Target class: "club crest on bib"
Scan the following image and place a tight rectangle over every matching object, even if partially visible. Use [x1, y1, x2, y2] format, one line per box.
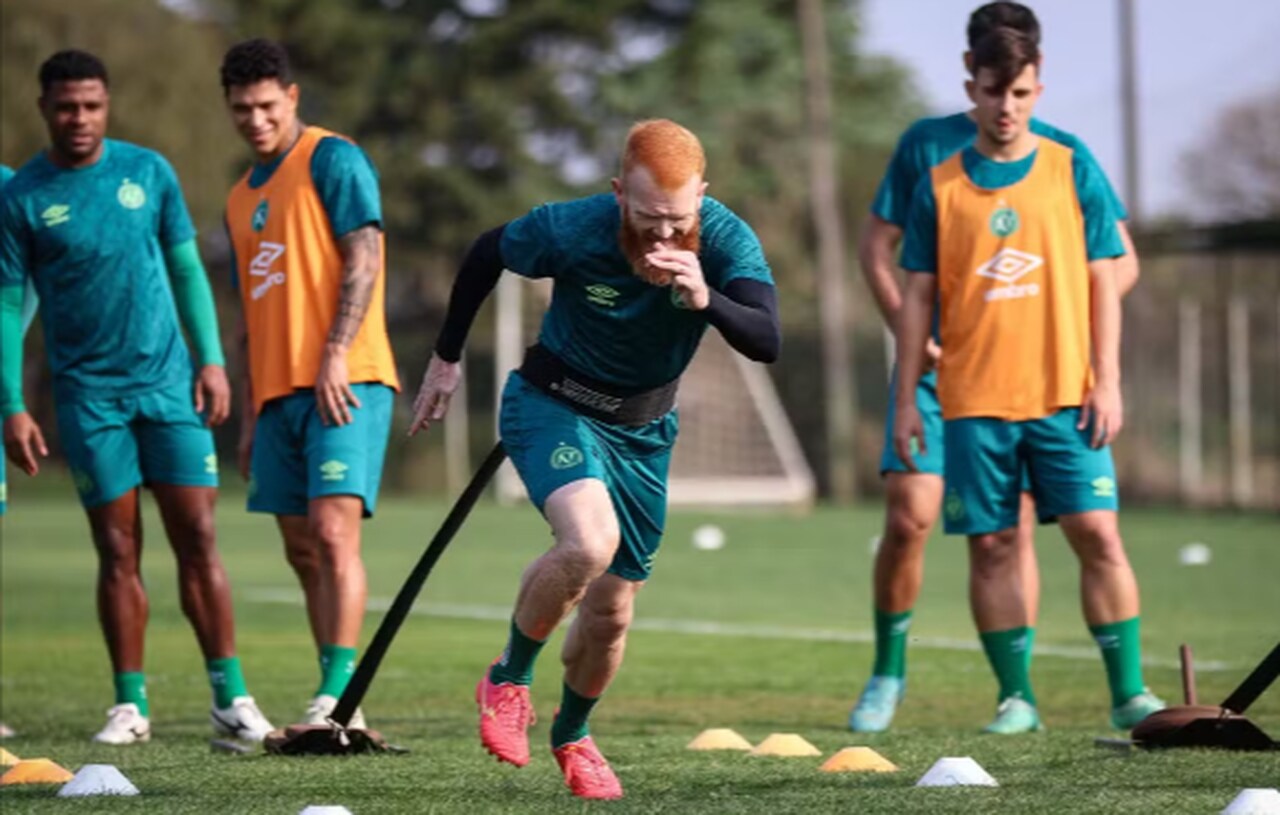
[989, 204, 1019, 238]
[252, 199, 269, 232]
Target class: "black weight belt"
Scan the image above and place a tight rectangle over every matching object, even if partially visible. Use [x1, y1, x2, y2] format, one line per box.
[518, 343, 678, 426]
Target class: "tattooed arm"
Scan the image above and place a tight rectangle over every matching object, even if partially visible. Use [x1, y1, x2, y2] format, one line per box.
[315, 224, 382, 426]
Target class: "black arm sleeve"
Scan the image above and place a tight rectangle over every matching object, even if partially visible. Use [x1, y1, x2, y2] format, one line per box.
[433, 225, 507, 363]
[704, 278, 781, 363]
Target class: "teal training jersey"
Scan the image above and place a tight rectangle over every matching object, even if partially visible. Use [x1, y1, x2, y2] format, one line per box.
[500, 194, 774, 389]
[0, 166, 39, 331]
[871, 113, 1128, 228]
[900, 144, 1125, 274]
[0, 141, 196, 402]
[227, 135, 382, 289]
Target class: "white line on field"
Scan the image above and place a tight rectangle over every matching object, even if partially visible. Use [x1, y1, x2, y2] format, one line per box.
[244, 587, 1232, 672]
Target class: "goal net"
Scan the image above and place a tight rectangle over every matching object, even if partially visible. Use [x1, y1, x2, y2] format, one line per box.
[492, 275, 815, 509]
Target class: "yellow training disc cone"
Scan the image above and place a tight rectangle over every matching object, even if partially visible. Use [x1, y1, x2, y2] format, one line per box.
[0, 748, 20, 767]
[0, 758, 75, 785]
[820, 746, 899, 773]
[687, 728, 754, 751]
[750, 733, 822, 757]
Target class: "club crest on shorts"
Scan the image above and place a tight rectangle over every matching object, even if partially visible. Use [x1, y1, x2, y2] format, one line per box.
[944, 489, 965, 522]
[550, 443, 584, 470]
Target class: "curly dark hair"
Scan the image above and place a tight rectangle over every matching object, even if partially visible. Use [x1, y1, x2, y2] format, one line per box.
[967, 2, 1041, 48]
[220, 38, 293, 94]
[39, 50, 109, 95]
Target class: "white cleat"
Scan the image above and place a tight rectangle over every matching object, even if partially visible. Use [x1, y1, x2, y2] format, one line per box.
[304, 694, 366, 730]
[211, 696, 275, 742]
[93, 703, 151, 745]
[0, 722, 14, 739]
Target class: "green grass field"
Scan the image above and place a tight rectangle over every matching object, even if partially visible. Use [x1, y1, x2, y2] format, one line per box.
[2, 489, 1278, 813]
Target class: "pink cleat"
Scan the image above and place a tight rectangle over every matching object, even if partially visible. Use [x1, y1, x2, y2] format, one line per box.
[552, 736, 623, 800]
[475, 663, 535, 767]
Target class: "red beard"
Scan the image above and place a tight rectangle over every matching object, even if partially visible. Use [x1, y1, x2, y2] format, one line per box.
[619, 211, 701, 286]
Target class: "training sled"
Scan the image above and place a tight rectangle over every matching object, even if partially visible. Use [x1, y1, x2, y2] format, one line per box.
[1131, 641, 1280, 751]
[265, 443, 509, 756]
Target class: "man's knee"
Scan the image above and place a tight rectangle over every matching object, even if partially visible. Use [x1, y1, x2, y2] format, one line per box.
[546, 481, 621, 580]
[969, 529, 1019, 576]
[308, 498, 364, 569]
[1062, 513, 1126, 567]
[580, 582, 639, 644]
[883, 503, 933, 550]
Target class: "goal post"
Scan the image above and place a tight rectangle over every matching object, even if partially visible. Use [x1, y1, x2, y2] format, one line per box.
[492, 275, 815, 510]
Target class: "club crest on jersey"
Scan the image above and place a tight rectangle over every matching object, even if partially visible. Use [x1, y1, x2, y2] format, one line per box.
[670, 287, 690, 310]
[251, 199, 269, 232]
[976, 248, 1043, 303]
[117, 178, 146, 210]
[989, 204, 1019, 238]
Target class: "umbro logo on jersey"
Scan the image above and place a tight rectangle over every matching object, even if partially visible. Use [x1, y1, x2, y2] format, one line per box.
[976, 248, 1043, 302]
[585, 284, 620, 307]
[41, 204, 71, 227]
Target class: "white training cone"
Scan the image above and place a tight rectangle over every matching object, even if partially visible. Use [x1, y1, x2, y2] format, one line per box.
[58, 764, 140, 797]
[300, 807, 354, 815]
[915, 756, 998, 787]
[1222, 788, 1280, 815]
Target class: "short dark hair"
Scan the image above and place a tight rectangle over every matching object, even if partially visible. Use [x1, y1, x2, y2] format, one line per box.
[967, 2, 1041, 48]
[220, 38, 293, 93]
[39, 50, 109, 95]
[970, 27, 1040, 89]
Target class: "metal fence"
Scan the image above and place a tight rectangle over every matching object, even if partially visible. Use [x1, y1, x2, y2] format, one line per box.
[1121, 220, 1280, 510]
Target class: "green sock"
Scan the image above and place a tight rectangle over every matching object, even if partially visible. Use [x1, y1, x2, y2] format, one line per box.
[206, 656, 249, 709]
[1090, 617, 1145, 707]
[317, 644, 358, 699]
[871, 608, 912, 679]
[551, 682, 600, 748]
[1023, 627, 1037, 674]
[489, 619, 546, 686]
[979, 627, 1037, 706]
[114, 671, 149, 718]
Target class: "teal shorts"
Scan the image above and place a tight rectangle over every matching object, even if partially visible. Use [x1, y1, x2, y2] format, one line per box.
[248, 383, 394, 517]
[881, 366, 1032, 492]
[941, 408, 1119, 535]
[499, 372, 677, 582]
[54, 380, 218, 509]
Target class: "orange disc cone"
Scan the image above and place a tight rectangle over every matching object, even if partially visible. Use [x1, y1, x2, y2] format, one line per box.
[1, 758, 75, 785]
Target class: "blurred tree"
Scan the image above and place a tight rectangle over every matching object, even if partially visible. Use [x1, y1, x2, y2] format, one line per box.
[1181, 86, 1280, 222]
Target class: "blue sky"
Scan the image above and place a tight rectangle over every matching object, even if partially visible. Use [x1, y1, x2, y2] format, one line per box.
[860, 0, 1280, 220]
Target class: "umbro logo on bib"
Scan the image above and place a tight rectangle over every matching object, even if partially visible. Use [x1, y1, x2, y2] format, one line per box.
[976, 248, 1043, 303]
